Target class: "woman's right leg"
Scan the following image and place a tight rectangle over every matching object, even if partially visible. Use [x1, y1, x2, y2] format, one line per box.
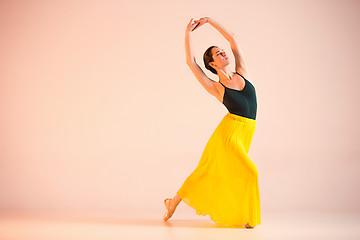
[171, 194, 182, 207]
[163, 194, 182, 221]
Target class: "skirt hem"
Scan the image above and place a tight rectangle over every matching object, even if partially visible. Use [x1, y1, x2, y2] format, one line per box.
[178, 191, 261, 228]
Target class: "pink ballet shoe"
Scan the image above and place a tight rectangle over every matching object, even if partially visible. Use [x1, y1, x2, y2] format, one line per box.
[163, 198, 172, 221]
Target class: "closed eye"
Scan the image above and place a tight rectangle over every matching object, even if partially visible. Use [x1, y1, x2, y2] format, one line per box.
[217, 50, 225, 56]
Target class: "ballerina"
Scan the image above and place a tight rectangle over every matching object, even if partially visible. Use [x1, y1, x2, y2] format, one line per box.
[163, 17, 260, 228]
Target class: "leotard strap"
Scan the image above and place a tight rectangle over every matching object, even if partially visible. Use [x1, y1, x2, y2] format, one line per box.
[235, 71, 247, 80]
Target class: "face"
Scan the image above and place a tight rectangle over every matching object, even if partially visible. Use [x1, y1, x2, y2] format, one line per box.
[210, 47, 230, 69]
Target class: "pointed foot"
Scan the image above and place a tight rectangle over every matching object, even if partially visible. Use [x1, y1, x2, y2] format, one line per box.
[245, 223, 254, 228]
[163, 198, 173, 221]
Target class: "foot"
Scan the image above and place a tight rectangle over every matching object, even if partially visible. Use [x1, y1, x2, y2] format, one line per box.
[163, 198, 176, 221]
[245, 223, 254, 228]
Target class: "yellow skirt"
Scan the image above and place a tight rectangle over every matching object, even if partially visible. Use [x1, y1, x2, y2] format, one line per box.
[177, 112, 261, 227]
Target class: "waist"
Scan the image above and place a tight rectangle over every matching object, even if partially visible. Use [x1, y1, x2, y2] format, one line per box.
[225, 112, 256, 125]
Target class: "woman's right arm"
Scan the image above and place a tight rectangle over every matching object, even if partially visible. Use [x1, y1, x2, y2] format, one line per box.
[185, 19, 220, 98]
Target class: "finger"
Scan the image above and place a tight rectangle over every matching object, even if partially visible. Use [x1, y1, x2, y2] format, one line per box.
[192, 22, 200, 31]
[187, 18, 194, 28]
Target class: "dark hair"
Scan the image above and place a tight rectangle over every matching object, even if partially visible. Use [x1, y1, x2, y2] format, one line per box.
[203, 45, 218, 75]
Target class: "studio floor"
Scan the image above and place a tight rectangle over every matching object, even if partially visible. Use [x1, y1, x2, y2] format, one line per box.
[0, 210, 359, 240]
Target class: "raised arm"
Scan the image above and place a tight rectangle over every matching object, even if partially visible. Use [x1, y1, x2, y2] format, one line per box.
[185, 18, 220, 98]
[198, 17, 249, 77]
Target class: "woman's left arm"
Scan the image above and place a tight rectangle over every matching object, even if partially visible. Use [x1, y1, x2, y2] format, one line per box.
[204, 17, 248, 75]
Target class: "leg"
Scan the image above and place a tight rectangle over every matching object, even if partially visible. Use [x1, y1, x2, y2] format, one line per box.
[171, 194, 182, 207]
[163, 194, 182, 221]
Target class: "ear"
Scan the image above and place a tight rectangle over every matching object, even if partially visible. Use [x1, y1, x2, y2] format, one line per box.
[209, 62, 217, 68]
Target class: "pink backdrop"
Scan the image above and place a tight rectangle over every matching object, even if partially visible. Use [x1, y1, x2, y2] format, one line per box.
[1, 0, 359, 220]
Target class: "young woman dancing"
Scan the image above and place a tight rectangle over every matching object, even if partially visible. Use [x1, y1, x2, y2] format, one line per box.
[163, 17, 261, 228]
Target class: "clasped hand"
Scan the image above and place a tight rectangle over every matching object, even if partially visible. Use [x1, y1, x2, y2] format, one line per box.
[186, 17, 209, 32]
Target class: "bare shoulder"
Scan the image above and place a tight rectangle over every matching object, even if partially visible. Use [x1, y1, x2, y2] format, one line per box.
[236, 67, 251, 80]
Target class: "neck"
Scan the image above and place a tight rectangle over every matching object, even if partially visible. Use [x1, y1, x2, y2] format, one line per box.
[218, 66, 234, 82]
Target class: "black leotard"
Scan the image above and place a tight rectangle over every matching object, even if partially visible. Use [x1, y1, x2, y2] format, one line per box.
[219, 72, 257, 120]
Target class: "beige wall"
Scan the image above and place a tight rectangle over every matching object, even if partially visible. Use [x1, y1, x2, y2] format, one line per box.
[1, 0, 359, 219]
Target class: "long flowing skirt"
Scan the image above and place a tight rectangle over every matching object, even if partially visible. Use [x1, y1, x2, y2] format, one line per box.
[177, 112, 261, 227]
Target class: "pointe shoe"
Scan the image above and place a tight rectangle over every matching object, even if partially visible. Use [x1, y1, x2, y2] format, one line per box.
[245, 223, 254, 228]
[163, 198, 172, 221]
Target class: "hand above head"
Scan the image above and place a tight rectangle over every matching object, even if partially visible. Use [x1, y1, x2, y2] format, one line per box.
[186, 17, 209, 33]
[193, 17, 209, 31]
[186, 18, 198, 33]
